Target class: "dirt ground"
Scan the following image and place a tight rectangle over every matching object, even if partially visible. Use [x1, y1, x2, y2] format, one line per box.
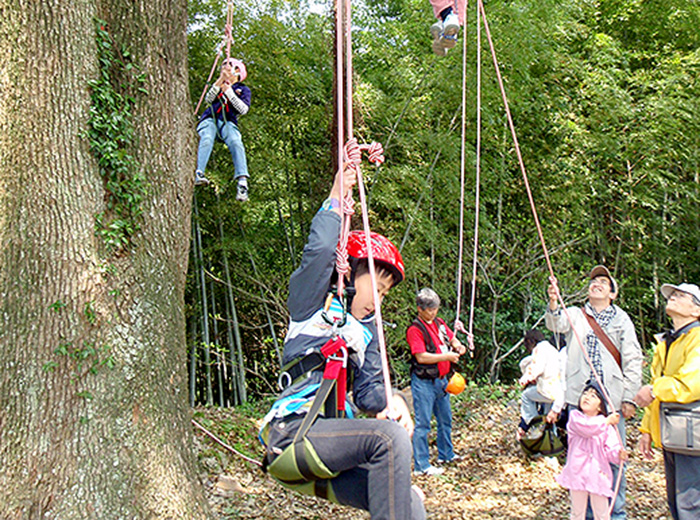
[193, 386, 671, 519]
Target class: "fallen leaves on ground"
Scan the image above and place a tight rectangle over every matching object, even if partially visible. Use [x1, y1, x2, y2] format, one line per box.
[194, 387, 670, 519]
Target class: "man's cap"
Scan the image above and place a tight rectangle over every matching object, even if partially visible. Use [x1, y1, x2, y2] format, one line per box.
[661, 283, 700, 306]
[589, 265, 617, 293]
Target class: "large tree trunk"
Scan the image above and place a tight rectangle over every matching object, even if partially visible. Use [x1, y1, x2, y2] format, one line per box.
[0, 1, 211, 518]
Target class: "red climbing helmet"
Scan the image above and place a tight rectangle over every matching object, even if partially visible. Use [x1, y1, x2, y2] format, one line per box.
[346, 230, 404, 285]
[222, 57, 247, 82]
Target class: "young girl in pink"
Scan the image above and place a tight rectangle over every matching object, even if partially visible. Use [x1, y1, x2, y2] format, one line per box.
[556, 381, 628, 520]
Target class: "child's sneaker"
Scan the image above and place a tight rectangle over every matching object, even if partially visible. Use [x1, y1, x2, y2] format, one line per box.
[430, 19, 443, 41]
[442, 33, 458, 50]
[443, 12, 460, 37]
[430, 20, 448, 57]
[194, 170, 210, 186]
[236, 177, 249, 202]
[413, 465, 444, 476]
[432, 37, 448, 57]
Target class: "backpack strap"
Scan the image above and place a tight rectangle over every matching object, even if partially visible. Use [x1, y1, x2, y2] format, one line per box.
[581, 308, 621, 369]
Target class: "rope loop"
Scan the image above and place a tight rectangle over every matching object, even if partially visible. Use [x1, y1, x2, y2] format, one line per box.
[344, 139, 385, 169]
[359, 141, 385, 166]
[343, 138, 361, 168]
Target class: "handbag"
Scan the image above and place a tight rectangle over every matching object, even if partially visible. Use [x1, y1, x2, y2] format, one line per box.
[519, 415, 567, 458]
[660, 400, 700, 456]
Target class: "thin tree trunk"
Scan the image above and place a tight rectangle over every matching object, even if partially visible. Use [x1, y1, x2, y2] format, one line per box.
[216, 209, 246, 404]
[209, 267, 225, 407]
[238, 222, 283, 367]
[193, 204, 213, 406]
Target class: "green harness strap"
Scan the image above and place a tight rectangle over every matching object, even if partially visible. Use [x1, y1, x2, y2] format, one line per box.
[265, 338, 350, 501]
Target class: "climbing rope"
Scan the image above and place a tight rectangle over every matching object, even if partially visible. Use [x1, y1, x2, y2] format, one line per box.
[466, 0, 481, 356]
[333, 0, 393, 416]
[453, 2, 470, 350]
[193, 1, 236, 116]
[192, 418, 262, 467]
[476, 0, 623, 511]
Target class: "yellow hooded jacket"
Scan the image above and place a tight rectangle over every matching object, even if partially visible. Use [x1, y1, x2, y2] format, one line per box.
[640, 325, 700, 447]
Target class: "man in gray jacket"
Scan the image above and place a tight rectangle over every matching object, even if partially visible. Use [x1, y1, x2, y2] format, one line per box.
[546, 265, 643, 520]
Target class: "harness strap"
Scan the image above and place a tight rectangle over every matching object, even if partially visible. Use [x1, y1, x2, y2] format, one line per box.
[278, 351, 325, 390]
[290, 374, 341, 481]
[320, 336, 349, 412]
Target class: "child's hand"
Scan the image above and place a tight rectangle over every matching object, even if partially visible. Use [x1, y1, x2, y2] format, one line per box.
[605, 412, 620, 426]
[545, 409, 559, 424]
[377, 394, 414, 437]
[619, 449, 629, 463]
[330, 163, 358, 203]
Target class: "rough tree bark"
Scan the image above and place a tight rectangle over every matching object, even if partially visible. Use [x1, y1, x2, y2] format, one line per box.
[0, 1, 211, 518]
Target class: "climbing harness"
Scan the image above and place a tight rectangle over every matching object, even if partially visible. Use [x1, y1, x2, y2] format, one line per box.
[263, 333, 351, 498]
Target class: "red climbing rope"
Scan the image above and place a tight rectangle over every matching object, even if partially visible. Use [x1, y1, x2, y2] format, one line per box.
[333, 0, 393, 416]
[193, 1, 236, 116]
[477, 0, 623, 511]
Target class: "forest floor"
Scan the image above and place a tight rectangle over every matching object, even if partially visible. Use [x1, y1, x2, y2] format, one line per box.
[193, 384, 670, 519]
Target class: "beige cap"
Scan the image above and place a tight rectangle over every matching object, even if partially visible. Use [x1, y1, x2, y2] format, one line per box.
[589, 265, 617, 293]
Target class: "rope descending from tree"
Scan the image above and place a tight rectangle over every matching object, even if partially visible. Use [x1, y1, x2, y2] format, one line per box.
[333, 0, 393, 415]
[476, 0, 623, 512]
[193, 0, 236, 116]
[453, 0, 476, 356]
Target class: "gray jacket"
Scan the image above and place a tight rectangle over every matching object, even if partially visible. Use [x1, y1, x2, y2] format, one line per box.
[545, 304, 643, 411]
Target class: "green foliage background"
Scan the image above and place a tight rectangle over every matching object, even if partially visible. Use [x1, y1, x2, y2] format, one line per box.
[185, 0, 700, 404]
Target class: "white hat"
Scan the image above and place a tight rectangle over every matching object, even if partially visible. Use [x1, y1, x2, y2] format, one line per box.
[589, 265, 617, 293]
[660, 283, 700, 306]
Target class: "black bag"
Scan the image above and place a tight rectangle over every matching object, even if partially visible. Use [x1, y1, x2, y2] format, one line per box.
[660, 401, 700, 455]
[519, 415, 567, 458]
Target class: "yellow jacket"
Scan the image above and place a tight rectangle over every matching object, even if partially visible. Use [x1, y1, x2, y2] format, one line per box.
[640, 325, 700, 447]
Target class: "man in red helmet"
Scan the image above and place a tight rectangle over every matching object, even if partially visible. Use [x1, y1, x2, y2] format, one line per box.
[194, 57, 251, 201]
[259, 166, 425, 520]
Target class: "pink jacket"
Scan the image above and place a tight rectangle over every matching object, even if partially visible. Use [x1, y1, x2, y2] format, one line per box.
[556, 410, 622, 498]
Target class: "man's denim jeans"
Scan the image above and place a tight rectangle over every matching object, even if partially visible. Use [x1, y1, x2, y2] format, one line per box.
[411, 372, 454, 472]
[196, 117, 248, 178]
[521, 385, 553, 426]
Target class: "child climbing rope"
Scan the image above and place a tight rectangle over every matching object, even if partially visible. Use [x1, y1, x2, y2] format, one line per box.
[194, 57, 251, 201]
[428, 0, 466, 56]
[259, 162, 426, 520]
[557, 381, 628, 520]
